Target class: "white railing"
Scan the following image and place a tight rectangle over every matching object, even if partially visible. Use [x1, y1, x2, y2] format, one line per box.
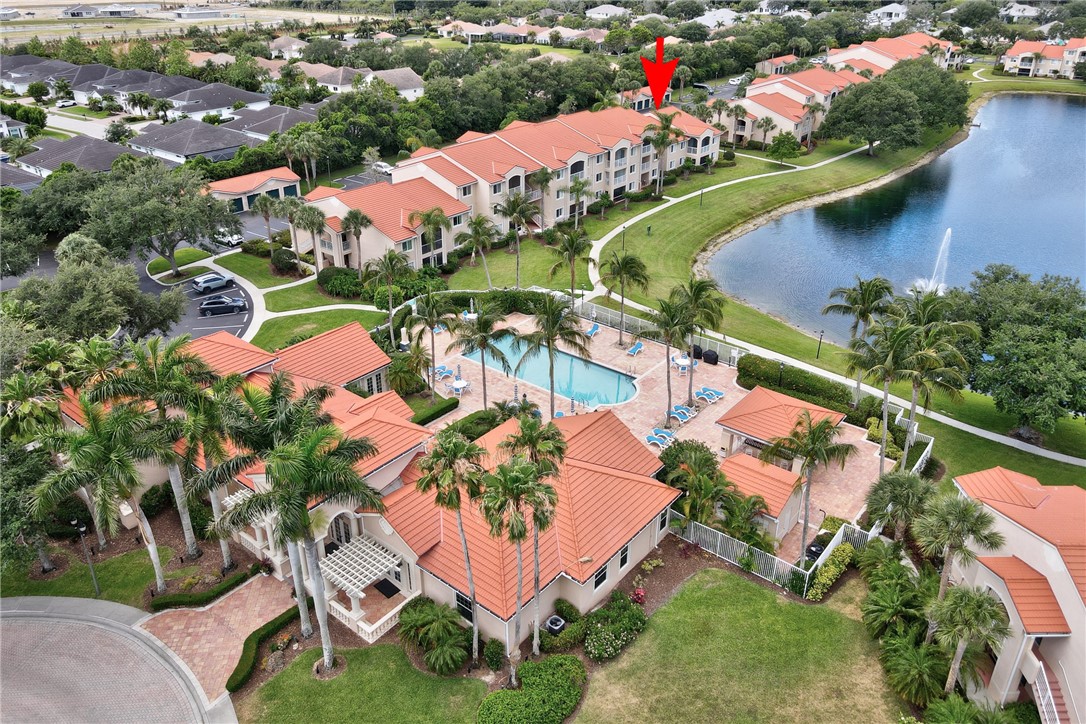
[812, 522, 879, 570]
[328, 599, 355, 629]
[882, 402, 935, 475]
[358, 589, 421, 643]
[236, 531, 263, 558]
[1034, 662, 1059, 724]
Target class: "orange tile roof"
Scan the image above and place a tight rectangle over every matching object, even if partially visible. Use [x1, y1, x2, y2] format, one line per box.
[755, 67, 865, 97]
[767, 53, 798, 65]
[955, 467, 1086, 603]
[978, 557, 1071, 634]
[716, 386, 845, 443]
[303, 185, 342, 201]
[720, 454, 801, 518]
[743, 92, 809, 123]
[207, 166, 299, 195]
[556, 106, 653, 147]
[401, 153, 476, 187]
[493, 118, 604, 169]
[441, 134, 544, 183]
[318, 177, 469, 242]
[1006, 38, 1086, 60]
[383, 411, 675, 619]
[840, 58, 887, 76]
[185, 331, 278, 376]
[273, 322, 391, 383]
[657, 106, 718, 137]
[620, 84, 654, 100]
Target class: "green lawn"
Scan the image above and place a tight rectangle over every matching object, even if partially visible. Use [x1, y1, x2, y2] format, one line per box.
[148, 248, 211, 275]
[155, 265, 212, 283]
[38, 128, 73, 140]
[578, 569, 903, 723]
[250, 309, 386, 351]
[966, 70, 1086, 100]
[736, 138, 863, 166]
[400, 35, 584, 58]
[264, 280, 371, 312]
[239, 645, 487, 724]
[447, 238, 591, 293]
[55, 106, 113, 120]
[0, 546, 178, 609]
[216, 252, 295, 289]
[660, 157, 782, 194]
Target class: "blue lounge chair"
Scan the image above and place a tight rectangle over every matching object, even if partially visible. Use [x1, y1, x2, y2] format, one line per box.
[669, 408, 692, 424]
[646, 434, 671, 449]
[674, 404, 697, 417]
[433, 323, 447, 334]
[653, 428, 675, 439]
[433, 367, 453, 380]
[627, 341, 643, 356]
[586, 323, 600, 338]
[554, 411, 564, 418]
[701, 387, 725, 399]
[694, 390, 716, 404]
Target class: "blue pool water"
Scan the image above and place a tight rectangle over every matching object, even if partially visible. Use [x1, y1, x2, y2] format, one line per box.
[463, 336, 637, 406]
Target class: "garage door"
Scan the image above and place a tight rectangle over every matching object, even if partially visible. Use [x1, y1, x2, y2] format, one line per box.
[229, 198, 243, 213]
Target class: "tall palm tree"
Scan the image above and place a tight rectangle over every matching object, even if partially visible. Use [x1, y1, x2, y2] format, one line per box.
[846, 317, 919, 475]
[710, 98, 729, 124]
[342, 208, 372, 280]
[0, 371, 61, 443]
[913, 494, 1005, 642]
[295, 204, 327, 271]
[91, 335, 215, 559]
[454, 215, 498, 288]
[498, 416, 566, 657]
[643, 297, 692, 428]
[363, 249, 412, 335]
[480, 458, 555, 686]
[408, 290, 454, 401]
[446, 301, 514, 410]
[416, 430, 487, 662]
[755, 116, 778, 146]
[22, 339, 76, 392]
[822, 275, 893, 405]
[33, 399, 173, 592]
[565, 177, 590, 231]
[69, 336, 121, 392]
[517, 296, 591, 419]
[494, 191, 540, 289]
[725, 103, 748, 149]
[866, 471, 935, 542]
[759, 411, 856, 561]
[528, 168, 553, 231]
[600, 250, 650, 347]
[214, 423, 381, 671]
[670, 276, 725, 406]
[673, 65, 692, 99]
[297, 129, 324, 185]
[276, 196, 304, 256]
[929, 586, 1009, 695]
[645, 111, 683, 196]
[666, 445, 737, 528]
[408, 206, 452, 268]
[548, 229, 595, 308]
[250, 193, 279, 256]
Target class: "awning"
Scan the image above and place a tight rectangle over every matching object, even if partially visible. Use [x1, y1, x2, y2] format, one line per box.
[321, 535, 402, 599]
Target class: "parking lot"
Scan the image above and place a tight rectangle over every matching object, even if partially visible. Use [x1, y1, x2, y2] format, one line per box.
[335, 171, 391, 191]
[169, 271, 255, 340]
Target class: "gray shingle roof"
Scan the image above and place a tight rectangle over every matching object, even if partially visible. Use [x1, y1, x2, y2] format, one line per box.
[50, 63, 116, 86]
[370, 67, 424, 91]
[220, 104, 316, 137]
[17, 136, 149, 173]
[316, 66, 370, 87]
[132, 118, 257, 158]
[0, 163, 43, 191]
[167, 82, 266, 111]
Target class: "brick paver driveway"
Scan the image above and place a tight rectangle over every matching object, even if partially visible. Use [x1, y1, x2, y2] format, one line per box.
[140, 575, 295, 701]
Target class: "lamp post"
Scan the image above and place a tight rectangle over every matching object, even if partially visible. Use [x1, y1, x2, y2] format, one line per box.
[816, 330, 824, 359]
[72, 519, 101, 598]
[621, 225, 626, 252]
[778, 360, 784, 386]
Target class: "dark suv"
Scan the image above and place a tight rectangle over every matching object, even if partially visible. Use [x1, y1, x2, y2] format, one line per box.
[198, 295, 246, 317]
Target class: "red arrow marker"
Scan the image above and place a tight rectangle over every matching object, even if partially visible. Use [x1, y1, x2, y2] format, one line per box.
[641, 37, 679, 109]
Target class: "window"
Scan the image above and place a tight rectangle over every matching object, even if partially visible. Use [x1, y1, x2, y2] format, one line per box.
[556, 208, 564, 218]
[595, 173, 602, 182]
[491, 182, 503, 194]
[620, 545, 629, 569]
[366, 376, 374, 395]
[392, 566, 401, 583]
[402, 239, 413, 252]
[460, 185, 472, 197]
[595, 154, 604, 164]
[451, 213, 465, 226]
[659, 510, 668, 531]
[593, 566, 607, 589]
[375, 374, 383, 393]
[556, 189, 564, 200]
[555, 169, 565, 180]
[456, 591, 473, 622]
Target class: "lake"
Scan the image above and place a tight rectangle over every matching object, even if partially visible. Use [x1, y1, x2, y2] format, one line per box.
[706, 93, 1086, 345]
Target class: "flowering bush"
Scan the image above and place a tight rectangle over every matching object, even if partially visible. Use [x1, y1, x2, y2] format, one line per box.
[630, 588, 646, 605]
[583, 591, 647, 662]
[271, 633, 294, 652]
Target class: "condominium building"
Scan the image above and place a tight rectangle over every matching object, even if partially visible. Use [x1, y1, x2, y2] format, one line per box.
[828, 32, 962, 73]
[1002, 38, 1086, 78]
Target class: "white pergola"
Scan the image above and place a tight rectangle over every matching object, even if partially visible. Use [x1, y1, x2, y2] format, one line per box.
[321, 535, 401, 601]
[222, 488, 254, 510]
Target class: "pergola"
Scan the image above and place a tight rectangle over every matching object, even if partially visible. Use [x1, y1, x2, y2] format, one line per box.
[320, 535, 402, 614]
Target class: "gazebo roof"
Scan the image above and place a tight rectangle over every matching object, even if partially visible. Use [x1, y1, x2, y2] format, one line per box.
[321, 536, 401, 599]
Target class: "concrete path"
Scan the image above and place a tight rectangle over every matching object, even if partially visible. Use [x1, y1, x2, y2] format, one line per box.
[44, 111, 108, 139]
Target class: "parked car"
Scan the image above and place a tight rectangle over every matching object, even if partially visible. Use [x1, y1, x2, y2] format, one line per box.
[191, 272, 235, 294]
[214, 228, 245, 247]
[728, 76, 745, 86]
[198, 295, 246, 317]
[811, 56, 827, 64]
[55, 99, 77, 108]
[692, 82, 712, 92]
[965, 57, 977, 64]
[372, 161, 394, 176]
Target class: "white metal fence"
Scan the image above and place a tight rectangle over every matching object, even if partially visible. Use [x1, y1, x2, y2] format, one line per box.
[886, 403, 935, 475]
[810, 521, 881, 570]
[1034, 662, 1059, 724]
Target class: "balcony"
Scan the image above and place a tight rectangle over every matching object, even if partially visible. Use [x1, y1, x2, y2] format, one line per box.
[570, 171, 585, 181]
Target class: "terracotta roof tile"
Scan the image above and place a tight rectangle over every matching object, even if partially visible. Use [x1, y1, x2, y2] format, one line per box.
[400, 154, 476, 187]
[207, 166, 299, 194]
[185, 331, 277, 376]
[315, 177, 468, 242]
[716, 386, 845, 443]
[556, 106, 653, 146]
[741, 92, 809, 123]
[978, 556, 1071, 634]
[273, 322, 391, 383]
[441, 134, 544, 183]
[720, 454, 801, 518]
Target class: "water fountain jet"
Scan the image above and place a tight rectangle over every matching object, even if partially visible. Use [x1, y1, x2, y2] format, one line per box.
[912, 228, 952, 294]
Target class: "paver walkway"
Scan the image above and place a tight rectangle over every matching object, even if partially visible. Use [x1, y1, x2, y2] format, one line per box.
[140, 574, 295, 701]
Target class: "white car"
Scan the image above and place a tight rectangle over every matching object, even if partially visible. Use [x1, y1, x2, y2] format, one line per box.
[215, 229, 245, 247]
[372, 161, 394, 176]
[811, 56, 827, 64]
[965, 57, 977, 64]
[728, 76, 745, 86]
[55, 99, 77, 108]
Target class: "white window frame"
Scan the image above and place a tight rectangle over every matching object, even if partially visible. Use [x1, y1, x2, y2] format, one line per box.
[555, 208, 564, 218]
[620, 544, 629, 569]
[491, 182, 503, 194]
[593, 566, 607, 589]
[402, 239, 413, 252]
[460, 185, 472, 197]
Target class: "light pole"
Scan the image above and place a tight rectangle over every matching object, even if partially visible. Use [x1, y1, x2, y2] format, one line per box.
[816, 330, 824, 359]
[72, 519, 101, 598]
[778, 360, 784, 386]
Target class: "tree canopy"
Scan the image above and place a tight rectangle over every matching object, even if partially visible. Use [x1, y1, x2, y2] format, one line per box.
[819, 80, 924, 156]
[883, 59, 969, 129]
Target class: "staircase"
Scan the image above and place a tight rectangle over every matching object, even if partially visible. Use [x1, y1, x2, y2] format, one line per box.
[1033, 657, 1069, 724]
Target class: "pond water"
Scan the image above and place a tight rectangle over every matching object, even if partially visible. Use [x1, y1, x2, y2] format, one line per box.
[706, 93, 1086, 344]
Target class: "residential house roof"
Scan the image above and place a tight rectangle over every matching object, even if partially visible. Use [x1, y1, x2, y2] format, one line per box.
[1005, 38, 1086, 60]
[124, 74, 205, 100]
[292, 62, 337, 80]
[184, 330, 278, 376]
[254, 57, 287, 78]
[753, 67, 865, 96]
[186, 51, 236, 67]
[373, 31, 397, 41]
[0, 163, 43, 192]
[441, 134, 544, 183]
[316, 66, 369, 87]
[399, 154, 476, 187]
[207, 166, 300, 195]
[955, 467, 1086, 602]
[658, 106, 718, 136]
[17, 135, 150, 174]
[556, 105, 655, 146]
[719, 454, 801, 518]
[51, 63, 116, 86]
[322, 177, 469, 242]
[220, 104, 317, 137]
[766, 53, 799, 65]
[978, 556, 1071, 635]
[269, 36, 308, 51]
[716, 386, 846, 443]
[493, 117, 604, 169]
[168, 82, 267, 112]
[370, 67, 424, 91]
[742, 92, 809, 123]
[438, 20, 487, 36]
[527, 51, 574, 64]
[272, 321, 391, 383]
[132, 119, 258, 158]
[383, 411, 675, 619]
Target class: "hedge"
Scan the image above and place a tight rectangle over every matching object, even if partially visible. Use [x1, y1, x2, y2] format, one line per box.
[737, 354, 853, 408]
[150, 564, 258, 612]
[583, 590, 646, 662]
[476, 655, 587, 724]
[225, 597, 312, 693]
[410, 395, 460, 425]
[539, 619, 585, 653]
[444, 409, 502, 440]
[805, 542, 854, 601]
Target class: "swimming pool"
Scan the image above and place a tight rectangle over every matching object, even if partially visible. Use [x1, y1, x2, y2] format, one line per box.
[463, 336, 637, 406]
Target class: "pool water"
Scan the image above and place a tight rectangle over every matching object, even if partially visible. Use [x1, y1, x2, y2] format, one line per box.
[463, 336, 637, 406]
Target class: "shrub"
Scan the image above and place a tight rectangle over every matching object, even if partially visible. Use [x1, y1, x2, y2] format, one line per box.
[821, 516, 847, 534]
[539, 619, 586, 653]
[139, 482, 174, 517]
[805, 542, 854, 601]
[722, 149, 735, 161]
[483, 637, 505, 671]
[272, 229, 292, 246]
[284, 333, 313, 347]
[44, 495, 93, 539]
[372, 284, 404, 310]
[316, 266, 354, 290]
[410, 395, 459, 425]
[737, 354, 853, 408]
[921, 455, 942, 479]
[323, 274, 366, 298]
[583, 591, 646, 662]
[553, 598, 580, 623]
[445, 409, 502, 439]
[625, 188, 657, 202]
[241, 239, 273, 257]
[188, 501, 214, 541]
[397, 597, 470, 675]
[225, 597, 309, 692]
[151, 565, 256, 611]
[476, 655, 586, 724]
[270, 248, 297, 274]
[657, 439, 716, 481]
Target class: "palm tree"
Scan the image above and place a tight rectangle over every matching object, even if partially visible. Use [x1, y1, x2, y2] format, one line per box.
[128, 91, 152, 116]
[363, 249, 412, 335]
[565, 177, 590, 230]
[755, 116, 778, 146]
[454, 215, 498, 288]
[860, 578, 923, 639]
[643, 298, 692, 428]
[548, 229, 595, 308]
[342, 209, 372, 280]
[599, 250, 650, 347]
[528, 168, 553, 231]
[69, 336, 121, 392]
[880, 635, 950, 708]
[2, 136, 34, 159]
[645, 111, 683, 196]
[865, 471, 934, 542]
[725, 103, 748, 149]
[517, 296, 591, 419]
[822, 275, 894, 405]
[494, 191, 540, 289]
[673, 65, 692, 99]
[0, 371, 61, 443]
[499, 416, 566, 657]
[913, 494, 1005, 642]
[214, 423, 382, 671]
[408, 290, 454, 401]
[297, 129, 324, 184]
[591, 90, 619, 111]
[710, 98, 729, 124]
[276, 134, 300, 180]
[416, 429, 487, 662]
[759, 411, 856, 562]
[250, 193, 279, 256]
[91, 335, 215, 559]
[666, 445, 737, 528]
[929, 586, 1010, 695]
[276, 196, 304, 256]
[408, 206, 452, 268]
[295, 204, 326, 271]
[670, 276, 725, 406]
[480, 458, 555, 686]
[446, 301, 514, 410]
[33, 399, 172, 592]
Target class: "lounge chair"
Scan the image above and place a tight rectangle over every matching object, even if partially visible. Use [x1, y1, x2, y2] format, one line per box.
[586, 323, 600, 338]
[646, 434, 671, 449]
[433, 323, 447, 334]
[668, 408, 692, 424]
[674, 404, 697, 417]
[627, 341, 643, 356]
[653, 428, 675, 439]
[701, 387, 725, 399]
[694, 390, 717, 404]
[554, 410, 564, 418]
